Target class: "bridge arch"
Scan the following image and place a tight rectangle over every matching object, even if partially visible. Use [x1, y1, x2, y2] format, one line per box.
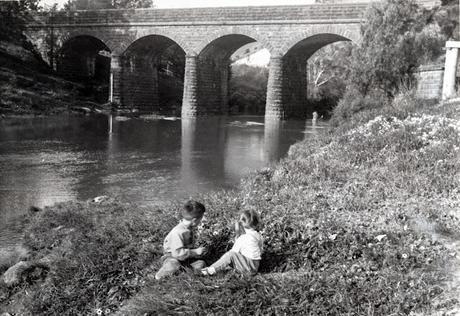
[194, 28, 274, 57]
[188, 33, 271, 116]
[279, 25, 360, 57]
[57, 35, 112, 102]
[58, 30, 115, 53]
[115, 29, 189, 56]
[266, 29, 358, 119]
[119, 34, 186, 114]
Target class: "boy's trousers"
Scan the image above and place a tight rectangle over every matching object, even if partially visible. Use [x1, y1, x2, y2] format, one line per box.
[155, 256, 205, 279]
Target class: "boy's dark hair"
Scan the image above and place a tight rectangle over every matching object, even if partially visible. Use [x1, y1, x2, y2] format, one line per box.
[181, 200, 206, 220]
[239, 209, 260, 229]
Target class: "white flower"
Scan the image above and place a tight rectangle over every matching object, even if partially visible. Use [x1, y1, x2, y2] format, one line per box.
[328, 233, 337, 241]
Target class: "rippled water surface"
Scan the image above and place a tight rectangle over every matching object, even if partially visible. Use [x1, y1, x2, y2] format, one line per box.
[0, 115, 325, 246]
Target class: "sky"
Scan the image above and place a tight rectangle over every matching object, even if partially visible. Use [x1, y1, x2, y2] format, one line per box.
[41, 0, 315, 9]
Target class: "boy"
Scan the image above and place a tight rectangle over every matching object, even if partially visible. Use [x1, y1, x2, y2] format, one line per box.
[155, 200, 207, 280]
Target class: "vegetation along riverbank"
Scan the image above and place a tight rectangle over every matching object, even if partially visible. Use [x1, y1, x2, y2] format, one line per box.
[0, 95, 459, 315]
[1, 0, 460, 314]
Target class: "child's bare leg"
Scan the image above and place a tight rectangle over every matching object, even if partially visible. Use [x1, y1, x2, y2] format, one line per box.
[203, 251, 258, 275]
[155, 257, 181, 280]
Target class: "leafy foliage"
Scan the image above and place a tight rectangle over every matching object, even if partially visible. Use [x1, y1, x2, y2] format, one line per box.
[347, 0, 426, 98]
[331, 0, 447, 126]
[0, 0, 40, 45]
[63, 0, 153, 10]
[229, 64, 268, 114]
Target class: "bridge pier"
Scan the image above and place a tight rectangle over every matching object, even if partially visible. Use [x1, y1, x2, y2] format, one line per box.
[266, 57, 285, 119]
[110, 55, 122, 104]
[182, 55, 199, 117]
[182, 55, 230, 117]
[265, 56, 311, 119]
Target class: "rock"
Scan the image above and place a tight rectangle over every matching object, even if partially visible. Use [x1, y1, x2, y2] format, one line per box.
[28, 205, 43, 213]
[0, 245, 30, 270]
[2, 261, 48, 287]
[2, 261, 30, 286]
[92, 195, 108, 203]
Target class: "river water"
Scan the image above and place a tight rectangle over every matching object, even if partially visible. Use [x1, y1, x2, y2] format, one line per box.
[0, 115, 325, 247]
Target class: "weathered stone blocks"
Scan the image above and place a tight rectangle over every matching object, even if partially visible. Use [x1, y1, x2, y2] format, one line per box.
[416, 63, 444, 100]
[27, 4, 371, 119]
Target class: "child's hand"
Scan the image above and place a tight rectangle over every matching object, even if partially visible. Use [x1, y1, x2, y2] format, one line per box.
[193, 246, 206, 257]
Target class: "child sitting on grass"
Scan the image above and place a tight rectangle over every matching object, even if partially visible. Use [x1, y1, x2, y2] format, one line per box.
[201, 209, 263, 276]
[155, 200, 207, 280]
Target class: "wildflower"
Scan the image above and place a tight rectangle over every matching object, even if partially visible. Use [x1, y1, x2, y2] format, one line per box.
[95, 309, 103, 316]
[402, 253, 408, 259]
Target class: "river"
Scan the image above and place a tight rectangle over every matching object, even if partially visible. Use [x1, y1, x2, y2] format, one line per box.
[0, 114, 325, 247]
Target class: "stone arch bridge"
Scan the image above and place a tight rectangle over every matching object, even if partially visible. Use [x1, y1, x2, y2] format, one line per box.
[26, 3, 371, 119]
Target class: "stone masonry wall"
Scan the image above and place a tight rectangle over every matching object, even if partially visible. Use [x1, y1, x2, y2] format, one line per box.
[416, 64, 444, 100]
[32, 4, 369, 25]
[27, 4, 368, 119]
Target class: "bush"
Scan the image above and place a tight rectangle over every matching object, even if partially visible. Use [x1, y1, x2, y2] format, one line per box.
[330, 88, 390, 129]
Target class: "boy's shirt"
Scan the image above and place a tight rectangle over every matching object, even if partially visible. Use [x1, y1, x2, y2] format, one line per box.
[163, 221, 193, 261]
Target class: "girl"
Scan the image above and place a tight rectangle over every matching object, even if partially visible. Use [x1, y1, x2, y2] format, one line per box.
[201, 209, 263, 276]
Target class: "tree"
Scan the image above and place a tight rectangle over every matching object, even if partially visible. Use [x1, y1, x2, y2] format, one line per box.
[0, 0, 40, 44]
[307, 41, 353, 100]
[347, 0, 426, 98]
[64, 0, 153, 10]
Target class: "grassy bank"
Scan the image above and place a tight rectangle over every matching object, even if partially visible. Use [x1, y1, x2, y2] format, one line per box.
[0, 43, 102, 116]
[1, 99, 459, 315]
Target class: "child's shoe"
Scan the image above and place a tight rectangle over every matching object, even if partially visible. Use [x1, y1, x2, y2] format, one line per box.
[201, 267, 216, 276]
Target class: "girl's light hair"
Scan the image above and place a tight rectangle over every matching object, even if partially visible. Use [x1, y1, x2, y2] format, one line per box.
[239, 209, 260, 229]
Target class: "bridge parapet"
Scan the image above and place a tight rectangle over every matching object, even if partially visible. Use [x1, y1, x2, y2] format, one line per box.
[29, 3, 371, 26]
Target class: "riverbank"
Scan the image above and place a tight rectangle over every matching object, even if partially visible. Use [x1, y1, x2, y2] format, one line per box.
[0, 41, 108, 117]
[1, 98, 459, 315]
